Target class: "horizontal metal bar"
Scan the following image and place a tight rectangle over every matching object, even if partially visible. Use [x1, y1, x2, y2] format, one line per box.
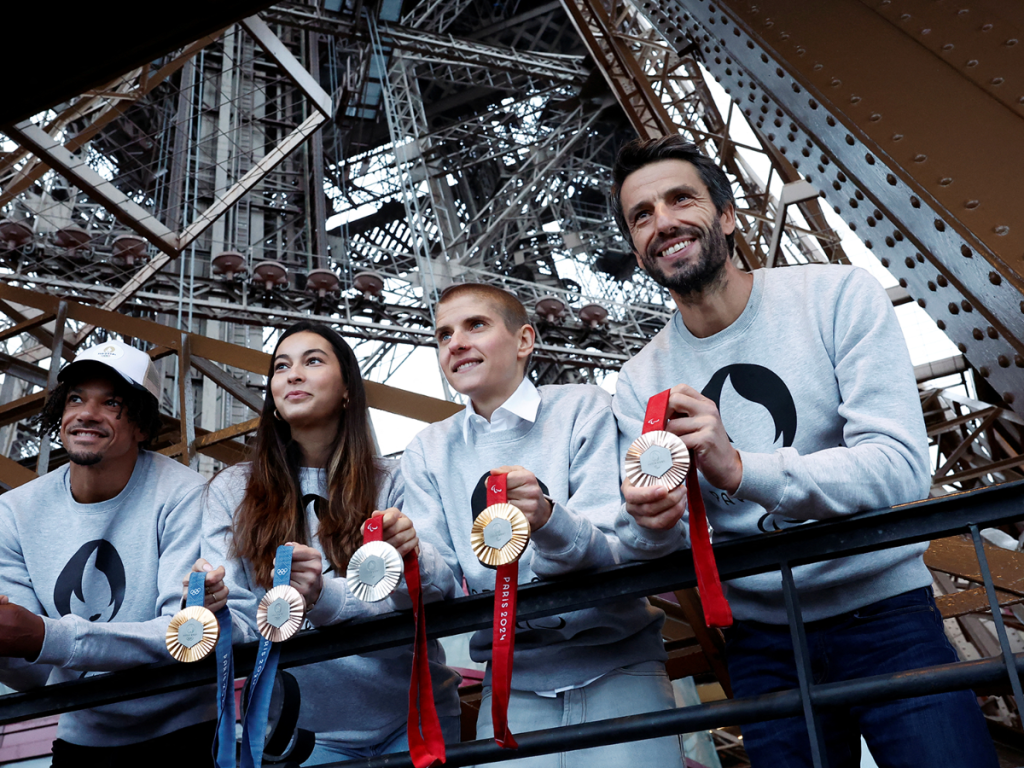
[1, 479, 1023, 723]
[320, 652, 1024, 768]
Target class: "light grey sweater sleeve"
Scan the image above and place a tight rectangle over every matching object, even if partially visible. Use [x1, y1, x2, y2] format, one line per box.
[734, 268, 930, 517]
[400, 439, 466, 591]
[33, 482, 206, 671]
[529, 393, 650, 574]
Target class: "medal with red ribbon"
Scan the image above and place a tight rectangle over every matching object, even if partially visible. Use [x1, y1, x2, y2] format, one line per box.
[625, 389, 733, 628]
[470, 473, 530, 749]
[350, 518, 446, 767]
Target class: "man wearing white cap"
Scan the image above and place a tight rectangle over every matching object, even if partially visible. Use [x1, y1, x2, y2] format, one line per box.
[0, 337, 217, 764]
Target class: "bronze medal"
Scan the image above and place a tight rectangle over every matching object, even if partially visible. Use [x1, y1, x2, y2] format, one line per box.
[256, 584, 306, 642]
[624, 430, 690, 490]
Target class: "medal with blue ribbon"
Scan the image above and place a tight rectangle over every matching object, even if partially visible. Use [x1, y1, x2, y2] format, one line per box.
[243, 545, 306, 768]
[168, 571, 236, 768]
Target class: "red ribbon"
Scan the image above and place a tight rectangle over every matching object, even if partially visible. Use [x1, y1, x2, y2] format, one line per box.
[487, 474, 519, 749]
[363, 518, 446, 766]
[643, 390, 733, 628]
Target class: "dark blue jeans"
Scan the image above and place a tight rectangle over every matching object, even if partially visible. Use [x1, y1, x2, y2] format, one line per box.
[724, 587, 998, 768]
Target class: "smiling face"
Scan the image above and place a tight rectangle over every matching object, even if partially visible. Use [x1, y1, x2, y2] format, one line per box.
[60, 377, 145, 469]
[434, 294, 534, 420]
[620, 158, 736, 299]
[270, 331, 348, 430]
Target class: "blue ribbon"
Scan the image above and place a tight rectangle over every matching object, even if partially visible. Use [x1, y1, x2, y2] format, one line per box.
[186, 571, 236, 768]
[240, 545, 293, 768]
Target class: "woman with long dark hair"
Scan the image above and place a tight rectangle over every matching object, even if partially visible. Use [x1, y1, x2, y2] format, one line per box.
[192, 320, 462, 763]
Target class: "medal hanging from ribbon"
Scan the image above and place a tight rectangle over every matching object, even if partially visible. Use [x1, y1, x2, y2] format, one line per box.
[470, 474, 530, 749]
[625, 389, 733, 628]
[348, 518, 446, 767]
[167, 571, 236, 768]
[243, 545, 306, 768]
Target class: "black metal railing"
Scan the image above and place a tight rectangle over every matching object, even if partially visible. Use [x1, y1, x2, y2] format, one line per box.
[3, 479, 1024, 767]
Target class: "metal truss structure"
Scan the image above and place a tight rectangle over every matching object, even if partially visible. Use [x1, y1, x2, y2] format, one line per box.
[0, 0, 1023, 759]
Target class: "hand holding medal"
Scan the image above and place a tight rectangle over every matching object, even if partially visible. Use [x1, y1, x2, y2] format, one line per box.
[627, 388, 733, 628]
[347, 514, 404, 602]
[471, 472, 530, 749]
[167, 571, 220, 663]
[257, 545, 306, 643]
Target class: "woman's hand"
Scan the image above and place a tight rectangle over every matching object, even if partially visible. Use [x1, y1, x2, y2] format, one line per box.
[363, 508, 419, 557]
[284, 543, 324, 610]
[183, 558, 229, 613]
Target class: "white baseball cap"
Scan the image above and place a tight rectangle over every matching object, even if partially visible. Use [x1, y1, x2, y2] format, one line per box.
[58, 338, 161, 400]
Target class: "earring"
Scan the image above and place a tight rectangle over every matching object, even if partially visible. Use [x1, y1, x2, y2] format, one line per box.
[273, 408, 283, 421]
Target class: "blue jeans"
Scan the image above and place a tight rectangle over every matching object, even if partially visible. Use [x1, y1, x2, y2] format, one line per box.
[302, 715, 462, 765]
[475, 660, 683, 768]
[724, 587, 998, 768]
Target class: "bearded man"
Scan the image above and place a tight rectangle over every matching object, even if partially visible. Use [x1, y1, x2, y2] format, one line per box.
[609, 135, 997, 768]
[0, 338, 215, 765]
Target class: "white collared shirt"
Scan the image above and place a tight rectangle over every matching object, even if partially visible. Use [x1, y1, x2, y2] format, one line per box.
[462, 377, 541, 442]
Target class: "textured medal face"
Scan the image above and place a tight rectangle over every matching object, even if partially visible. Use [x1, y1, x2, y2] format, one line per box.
[257, 585, 306, 642]
[347, 540, 403, 602]
[625, 430, 690, 490]
[471, 503, 530, 567]
[166, 605, 219, 662]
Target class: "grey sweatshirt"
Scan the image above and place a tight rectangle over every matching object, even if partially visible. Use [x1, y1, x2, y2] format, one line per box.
[614, 265, 933, 624]
[203, 460, 461, 748]
[401, 384, 667, 692]
[0, 450, 214, 746]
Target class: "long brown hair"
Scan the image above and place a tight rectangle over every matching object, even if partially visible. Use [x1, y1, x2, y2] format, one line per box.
[231, 321, 381, 588]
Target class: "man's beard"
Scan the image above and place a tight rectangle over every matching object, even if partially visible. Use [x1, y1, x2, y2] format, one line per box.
[640, 218, 729, 299]
[67, 450, 103, 467]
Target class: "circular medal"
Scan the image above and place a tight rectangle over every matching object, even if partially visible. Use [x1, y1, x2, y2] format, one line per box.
[346, 540, 403, 602]
[166, 605, 219, 663]
[257, 584, 306, 642]
[624, 430, 690, 490]
[471, 503, 530, 568]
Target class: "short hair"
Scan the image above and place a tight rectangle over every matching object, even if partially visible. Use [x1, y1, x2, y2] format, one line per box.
[435, 283, 530, 334]
[610, 136, 735, 256]
[39, 366, 163, 450]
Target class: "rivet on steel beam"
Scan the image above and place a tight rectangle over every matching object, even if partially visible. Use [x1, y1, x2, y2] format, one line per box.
[830, 79, 841, 88]
[921, 28, 931, 35]
[937, 319, 946, 330]
[887, 174, 898, 185]
[911, 196, 921, 208]
[875, 209, 884, 219]
[813, 64, 823, 71]
[915, 252, 924, 262]
[1004, 392, 1015, 404]
[957, 342, 967, 352]
[900, 13, 910, 21]
[904, 256, 914, 268]
[992, 78, 1004, 86]
[942, 43, 955, 52]
[881, 258, 890, 267]
[957, 9, 969, 16]
[867, 240, 875, 249]
[973, 328, 984, 340]
[989, 272, 1002, 285]
[855, 190, 865, 200]
[939, 178, 953, 186]
[966, 60, 979, 68]
[949, 303, 961, 315]
[914, 154, 927, 163]
[865, 154, 875, 165]
[982, 24, 993, 32]
[990, 328, 1000, 340]
[867, 216, 876, 226]
[1007, 39, 1019, 46]
[809, 99, 818, 110]
[980, 367, 991, 378]
[937, 275, 949, 287]
[935, 219, 946, 232]
[917, 299, 927, 308]
[870, 113, 881, 122]
[848, 222, 857, 231]
[892, 133, 904, 141]
[962, 301, 974, 312]
[897, 277, 906, 287]
[965, 200, 980, 209]
[846, 135, 855, 145]
[1015, 355, 1024, 368]
[994, 225, 1010, 235]
[886, 237, 895, 248]
[928, 281, 937, 292]
[963, 245, 974, 258]
[850, 95, 861, 104]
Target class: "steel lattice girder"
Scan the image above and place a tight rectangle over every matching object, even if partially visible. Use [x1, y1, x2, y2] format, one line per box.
[630, 0, 1024, 409]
